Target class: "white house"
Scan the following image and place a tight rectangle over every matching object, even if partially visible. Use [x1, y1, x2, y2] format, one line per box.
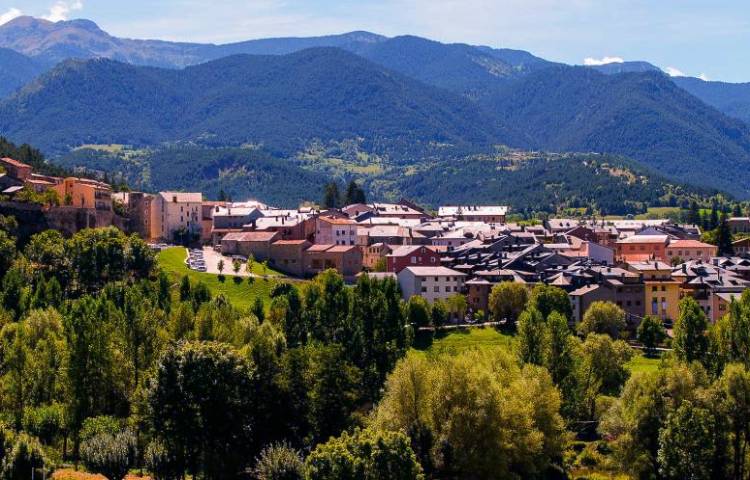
[151, 191, 203, 241]
[397, 266, 466, 303]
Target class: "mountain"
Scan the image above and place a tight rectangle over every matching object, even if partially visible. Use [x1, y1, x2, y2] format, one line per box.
[0, 48, 45, 97]
[672, 76, 750, 125]
[490, 67, 750, 197]
[588, 61, 661, 75]
[0, 48, 516, 155]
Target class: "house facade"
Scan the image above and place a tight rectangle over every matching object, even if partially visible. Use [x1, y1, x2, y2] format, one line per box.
[397, 266, 466, 303]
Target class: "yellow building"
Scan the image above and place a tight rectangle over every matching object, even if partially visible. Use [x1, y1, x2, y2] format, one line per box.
[54, 177, 112, 211]
[628, 261, 681, 321]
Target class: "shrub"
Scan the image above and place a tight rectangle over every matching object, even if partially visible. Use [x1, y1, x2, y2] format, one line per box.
[79, 416, 121, 443]
[1, 433, 46, 480]
[253, 443, 305, 480]
[144, 440, 182, 480]
[79, 430, 136, 480]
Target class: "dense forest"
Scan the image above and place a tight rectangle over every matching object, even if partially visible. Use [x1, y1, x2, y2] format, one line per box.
[59, 142, 722, 214]
[2, 218, 750, 479]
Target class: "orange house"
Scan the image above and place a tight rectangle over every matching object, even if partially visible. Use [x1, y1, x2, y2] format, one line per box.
[615, 235, 669, 262]
[665, 239, 717, 263]
[54, 177, 112, 211]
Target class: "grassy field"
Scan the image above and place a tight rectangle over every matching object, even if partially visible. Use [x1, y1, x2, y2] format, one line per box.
[415, 327, 664, 374]
[158, 247, 282, 311]
[625, 353, 663, 374]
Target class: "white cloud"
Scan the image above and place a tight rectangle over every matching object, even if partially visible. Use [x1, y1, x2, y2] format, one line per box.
[0, 7, 22, 25]
[664, 66, 686, 77]
[583, 56, 625, 66]
[42, 0, 84, 22]
[698, 73, 710, 81]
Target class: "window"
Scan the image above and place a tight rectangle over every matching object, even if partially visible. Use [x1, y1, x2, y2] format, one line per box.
[652, 300, 658, 315]
[421, 287, 427, 293]
[434, 286, 439, 293]
[661, 286, 666, 292]
[430, 257, 436, 263]
[652, 286, 658, 292]
[445, 286, 450, 292]
[411, 256, 417, 264]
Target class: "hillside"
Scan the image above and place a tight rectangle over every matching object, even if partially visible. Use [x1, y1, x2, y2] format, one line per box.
[58, 142, 716, 214]
[0, 49, 513, 155]
[491, 67, 750, 197]
[673, 76, 750, 124]
[0, 48, 45, 97]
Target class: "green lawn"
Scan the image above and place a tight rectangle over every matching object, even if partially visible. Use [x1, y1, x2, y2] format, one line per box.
[414, 327, 515, 355]
[415, 327, 664, 375]
[158, 247, 282, 311]
[625, 353, 663, 374]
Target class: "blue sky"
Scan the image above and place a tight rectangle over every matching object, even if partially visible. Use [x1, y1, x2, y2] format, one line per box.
[1, 0, 749, 82]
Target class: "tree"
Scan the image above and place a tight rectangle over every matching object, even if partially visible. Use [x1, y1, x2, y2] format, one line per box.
[306, 427, 424, 480]
[637, 316, 666, 357]
[374, 350, 565, 479]
[445, 294, 467, 322]
[544, 311, 578, 416]
[714, 364, 750, 480]
[232, 258, 242, 275]
[1, 433, 47, 480]
[717, 211, 735, 256]
[254, 443, 305, 480]
[687, 200, 701, 226]
[146, 341, 256, 480]
[430, 300, 448, 329]
[517, 307, 546, 365]
[322, 182, 341, 209]
[673, 296, 709, 364]
[599, 364, 707, 479]
[488, 282, 528, 325]
[80, 430, 137, 480]
[530, 284, 572, 321]
[709, 290, 750, 373]
[406, 296, 431, 328]
[577, 334, 633, 420]
[217, 259, 225, 276]
[658, 401, 725, 480]
[343, 180, 366, 205]
[144, 440, 182, 480]
[578, 301, 627, 339]
[0, 230, 15, 281]
[309, 345, 361, 444]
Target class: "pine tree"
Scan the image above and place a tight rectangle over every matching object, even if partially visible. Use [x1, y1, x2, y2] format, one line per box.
[322, 183, 341, 209]
[717, 211, 734, 256]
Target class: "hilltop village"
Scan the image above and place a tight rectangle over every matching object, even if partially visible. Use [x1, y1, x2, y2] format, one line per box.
[3, 155, 749, 330]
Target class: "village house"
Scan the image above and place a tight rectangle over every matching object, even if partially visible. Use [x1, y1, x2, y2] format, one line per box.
[150, 191, 203, 242]
[315, 216, 357, 245]
[665, 239, 717, 263]
[54, 177, 112, 211]
[438, 205, 508, 224]
[386, 245, 441, 273]
[628, 261, 681, 322]
[615, 234, 669, 262]
[362, 243, 392, 270]
[728, 217, 750, 234]
[733, 237, 750, 256]
[268, 240, 311, 277]
[569, 266, 645, 325]
[220, 231, 280, 261]
[397, 266, 467, 303]
[304, 244, 363, 280]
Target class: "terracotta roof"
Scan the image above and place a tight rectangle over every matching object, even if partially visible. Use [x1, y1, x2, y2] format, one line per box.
[328, 245, 358, 253]
[307, 244, 334, 252]
[667, 239, 716, 249]
[223, 231, 278, 242]
[617, 235, 670, 244]
[0, 157, 31, 169]
[273, 240, 310, 246]
[319, 216, 356, 225]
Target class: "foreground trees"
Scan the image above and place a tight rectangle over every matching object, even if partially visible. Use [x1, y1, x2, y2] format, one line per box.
[374, 349, 565, 479]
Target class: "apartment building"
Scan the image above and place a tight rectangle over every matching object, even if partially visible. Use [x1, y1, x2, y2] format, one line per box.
[151, 191, 203, 241]
[397, 266, 466, 303]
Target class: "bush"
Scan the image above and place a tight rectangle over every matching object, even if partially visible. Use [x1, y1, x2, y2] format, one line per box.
[145, 440, 182, 480]
[22, 404, 66, 445]
[79, 416, 121, 443]
[79, 430, 136, 480]
[253, 443, 305, 480]
[1, 433, 46, 480]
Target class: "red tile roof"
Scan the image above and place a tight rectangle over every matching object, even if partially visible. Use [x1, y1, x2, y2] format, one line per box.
[0, 157, 31, 169]
[667, 240, 716, 249]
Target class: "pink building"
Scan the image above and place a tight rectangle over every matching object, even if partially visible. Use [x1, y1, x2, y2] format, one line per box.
[315, 216, 357, 245]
